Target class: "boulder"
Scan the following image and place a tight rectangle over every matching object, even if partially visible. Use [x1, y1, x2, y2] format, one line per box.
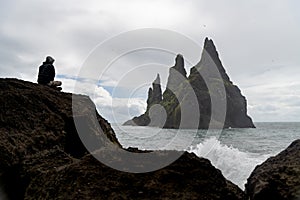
[245, 139, 300, 200]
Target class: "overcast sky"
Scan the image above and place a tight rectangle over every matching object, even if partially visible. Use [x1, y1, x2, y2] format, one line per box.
[1, 0, 299, 123]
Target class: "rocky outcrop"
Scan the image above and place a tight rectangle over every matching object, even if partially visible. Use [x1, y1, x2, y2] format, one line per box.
[123, 74, 163, 126]
[23, 151, 245, 200]
[146, 74, 163, 110]
[165, 54, 187, 92]
[0, 78, 245, 199]
[188, 38, 255, 128]
[0, 78, 121, 199]
[245, 139, 300, 200]
[124, 38, 255, 129]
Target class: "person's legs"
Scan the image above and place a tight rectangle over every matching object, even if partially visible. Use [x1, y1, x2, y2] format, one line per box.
[48, 81, 62, 87]
[47, 81, 62, 91]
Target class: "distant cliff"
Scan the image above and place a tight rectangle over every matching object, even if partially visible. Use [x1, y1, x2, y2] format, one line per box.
[124, 38, 255, 129]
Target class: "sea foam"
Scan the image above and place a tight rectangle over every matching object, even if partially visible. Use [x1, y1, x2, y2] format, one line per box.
[188, 137, 270, 189]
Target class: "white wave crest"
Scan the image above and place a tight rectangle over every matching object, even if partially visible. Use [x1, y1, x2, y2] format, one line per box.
[188, 137, 270, 189]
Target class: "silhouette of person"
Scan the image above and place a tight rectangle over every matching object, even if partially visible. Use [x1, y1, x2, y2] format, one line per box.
[37, 56, 62, 90]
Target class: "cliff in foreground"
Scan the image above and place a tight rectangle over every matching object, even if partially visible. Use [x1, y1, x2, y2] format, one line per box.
[246, 139, 300, 200]
[124, 38, 255, 129]
[0, 78, 244, 200]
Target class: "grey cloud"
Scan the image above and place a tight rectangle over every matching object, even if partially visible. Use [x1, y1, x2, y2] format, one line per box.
[0, 32, 38, 78]
[281, 98, 300, 108]
[251, 105, 278, 113]
[95, 100, 146, 123]
[0, 0, 300, 122]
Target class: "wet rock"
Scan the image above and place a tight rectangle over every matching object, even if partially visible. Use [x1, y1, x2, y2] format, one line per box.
[245, 139, 300, 200]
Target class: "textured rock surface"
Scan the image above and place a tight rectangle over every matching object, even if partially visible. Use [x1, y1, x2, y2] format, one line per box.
[0, 78, 121, 199]
[124, 38, 255, 129]
[0, 78, 245, 199]
[245, 139, 300, 200]
[187, 38, 255, 128]
[25, 151, 245, 200]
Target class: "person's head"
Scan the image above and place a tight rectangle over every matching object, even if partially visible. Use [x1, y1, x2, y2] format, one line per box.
[45, 56, 55, 64]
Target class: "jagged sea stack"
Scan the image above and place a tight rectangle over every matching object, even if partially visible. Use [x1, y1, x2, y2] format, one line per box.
[146, 74, 163, 110]
[123, 38, 255, 129]
[123, 74, 163, 126]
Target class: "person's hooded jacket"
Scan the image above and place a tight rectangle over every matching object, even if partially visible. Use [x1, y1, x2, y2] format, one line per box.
[37, 56, 55, 85]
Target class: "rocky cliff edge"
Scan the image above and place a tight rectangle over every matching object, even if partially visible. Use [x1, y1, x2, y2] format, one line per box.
[0, 78, 244, 200]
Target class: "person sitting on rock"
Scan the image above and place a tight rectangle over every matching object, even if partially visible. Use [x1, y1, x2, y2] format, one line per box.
[37, 56, 62, 90]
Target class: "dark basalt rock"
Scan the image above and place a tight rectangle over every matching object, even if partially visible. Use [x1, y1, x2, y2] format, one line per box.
[23, 151, 246, 200]
[123, 38, 255, 129]
[123, 74, 163, 126]
[146, 74, 162, 110]
[0, 78, 245, 199]
[245, 139, 300, 200]
[189, 38, 255, 128]
[165, 54, 187, 92]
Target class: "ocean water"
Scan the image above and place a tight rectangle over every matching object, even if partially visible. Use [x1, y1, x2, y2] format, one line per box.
[113, 122, 300, 189]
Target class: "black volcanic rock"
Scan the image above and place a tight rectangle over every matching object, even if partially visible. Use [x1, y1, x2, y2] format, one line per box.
[0, 78, 121, 199]
[0, 78, 245, 199]
[245, 139, 300, 200]
[124, 38, 255, 129]
[202, 38, 230, 82]
[165, 54, 187, 92]
[188, 38, 255, 128]
[160, 54, 189, 128]
[174, 54, 186, 76]
[123, 74, 163, 126]
[26, 151, 245, 200]
[146, 74, 162, 110]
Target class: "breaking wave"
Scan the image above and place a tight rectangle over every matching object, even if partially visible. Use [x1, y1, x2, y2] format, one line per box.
[188, 137, 270, 189]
